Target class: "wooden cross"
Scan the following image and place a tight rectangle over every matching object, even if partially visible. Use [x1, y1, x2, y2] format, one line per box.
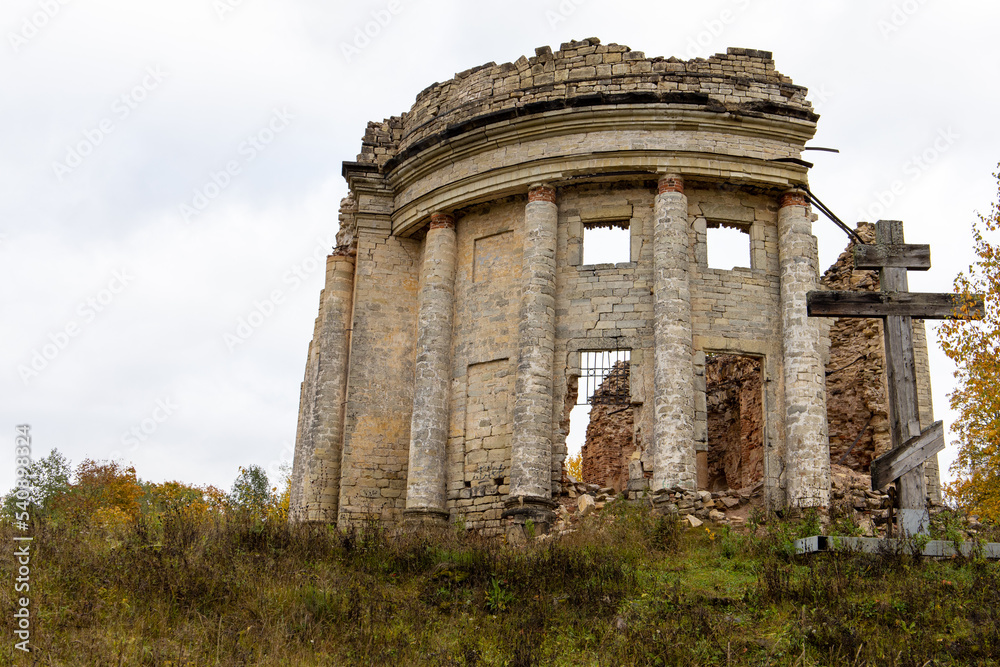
[807, 220, 984, 535]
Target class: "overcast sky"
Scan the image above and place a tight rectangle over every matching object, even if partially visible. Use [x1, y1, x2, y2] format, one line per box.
[2, 0, 998, 496]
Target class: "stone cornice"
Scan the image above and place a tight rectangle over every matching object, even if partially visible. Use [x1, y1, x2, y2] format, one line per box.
[384, 91, 818, 174]
[388, 105, 814, 236]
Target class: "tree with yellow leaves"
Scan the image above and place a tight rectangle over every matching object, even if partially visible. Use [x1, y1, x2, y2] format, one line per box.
[565, 453, 584, 482]
[48, 459, 144, 532]
[938, 168, 1000, 522]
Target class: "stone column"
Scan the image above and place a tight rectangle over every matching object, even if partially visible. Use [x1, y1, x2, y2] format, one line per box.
[506, 184, 558, 527]
[778, 190, 830, 507]
[291, 252, 355, 522]
[651, 174, 697, 491]
[404, 212, 457, 524]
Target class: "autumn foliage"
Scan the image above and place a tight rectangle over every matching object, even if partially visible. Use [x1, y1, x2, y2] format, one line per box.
[49, 459, 143, 529]
[938, 168, 1000, 522]
[565, 452, 584, 482]
[2, 452, 289, 531]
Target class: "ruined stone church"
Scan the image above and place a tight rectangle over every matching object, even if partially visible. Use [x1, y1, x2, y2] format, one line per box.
[290, 39, 939, 534]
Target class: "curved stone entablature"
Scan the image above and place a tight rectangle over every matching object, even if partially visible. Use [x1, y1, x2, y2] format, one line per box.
[383, 106, 816, 236]
[343, 40, 818, 238]
[291, 39, 943, 536]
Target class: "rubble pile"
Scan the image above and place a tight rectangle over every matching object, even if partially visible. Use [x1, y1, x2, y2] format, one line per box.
[555, 479, 761, 533]
[552, 464, 988, 541]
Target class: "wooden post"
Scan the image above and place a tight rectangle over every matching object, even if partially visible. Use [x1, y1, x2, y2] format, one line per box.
[877, 221, 928, 535]
[807, 219, 983, 537]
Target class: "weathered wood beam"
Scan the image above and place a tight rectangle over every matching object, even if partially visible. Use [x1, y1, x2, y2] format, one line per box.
[795, 535, 1000, 559]
[854, 243, 931, 270]
[807, 291, 984, 320]
[871, 421, 946, 490]
[877, 220, 926, 519]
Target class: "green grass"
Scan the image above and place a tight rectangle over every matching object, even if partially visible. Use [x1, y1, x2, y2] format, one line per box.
[1, 502, 999, 666]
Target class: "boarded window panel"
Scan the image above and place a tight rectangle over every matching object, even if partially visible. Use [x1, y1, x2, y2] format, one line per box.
[473, 231, 514, 283]
[465, 359, 512, 484]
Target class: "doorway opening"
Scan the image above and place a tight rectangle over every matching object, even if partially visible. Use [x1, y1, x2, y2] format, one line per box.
[705, 353, 764, 491]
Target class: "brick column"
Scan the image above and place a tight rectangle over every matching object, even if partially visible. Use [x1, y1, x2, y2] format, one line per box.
[651, 174, 697, 490]
[404, 212, 457, 524]
[778, 190, 830, 508]
[506, 184, 558, 527]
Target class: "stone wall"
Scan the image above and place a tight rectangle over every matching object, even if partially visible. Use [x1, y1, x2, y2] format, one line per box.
[555, 183, 803, 502]
[336, 230, 420, 525]
[574, 222, 943, 502]
[447, 198, 523, 533]
[821, 223, 890, 471]
[290, 254, 355, 522]
[553, 182, 656, 496]
[446, 179, 819, 525]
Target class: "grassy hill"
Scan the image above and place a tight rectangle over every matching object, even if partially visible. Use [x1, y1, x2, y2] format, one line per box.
[2, 501, 999, 666]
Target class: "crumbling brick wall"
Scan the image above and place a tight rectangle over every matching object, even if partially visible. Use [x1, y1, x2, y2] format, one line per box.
[294, 38, 917, 527]
[821, 223, 891, 471]
[351, 41, 814, 174]
[705, 355, 763, 491]
[577, 222, 941, 499]
[580, 362, 635, 490]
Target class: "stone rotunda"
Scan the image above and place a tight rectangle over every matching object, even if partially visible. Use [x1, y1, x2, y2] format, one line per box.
[290, 39, 939, 534]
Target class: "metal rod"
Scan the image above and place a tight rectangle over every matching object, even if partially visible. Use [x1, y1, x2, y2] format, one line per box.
[825, 353, 867, 377]
[836, 413, 874, 467]
[800, 186, 866, 246]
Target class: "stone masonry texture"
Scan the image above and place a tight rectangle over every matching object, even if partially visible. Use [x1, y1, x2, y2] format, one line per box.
[820, 222, 941, 503]
[779, 192, 831, 507]
[289, 39, 941, 533]
[290, 254, 355, 522]
[577, 224, 940, 502]
[705, 354, 764, 492]
[580, 362, 635, 490]
[652, 175, 697, 491]
[510, 186, 559, 506]
[405, 214, 457, 520]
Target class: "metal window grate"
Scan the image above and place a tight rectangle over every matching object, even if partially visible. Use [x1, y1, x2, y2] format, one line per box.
[578, 350, 631, 406]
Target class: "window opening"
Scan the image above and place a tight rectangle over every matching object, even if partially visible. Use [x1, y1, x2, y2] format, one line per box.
[577, 349, 631, 406]
[582, 220, 630, 265]
[706, 222, 751, 270]
[565, 349, 636, 490]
